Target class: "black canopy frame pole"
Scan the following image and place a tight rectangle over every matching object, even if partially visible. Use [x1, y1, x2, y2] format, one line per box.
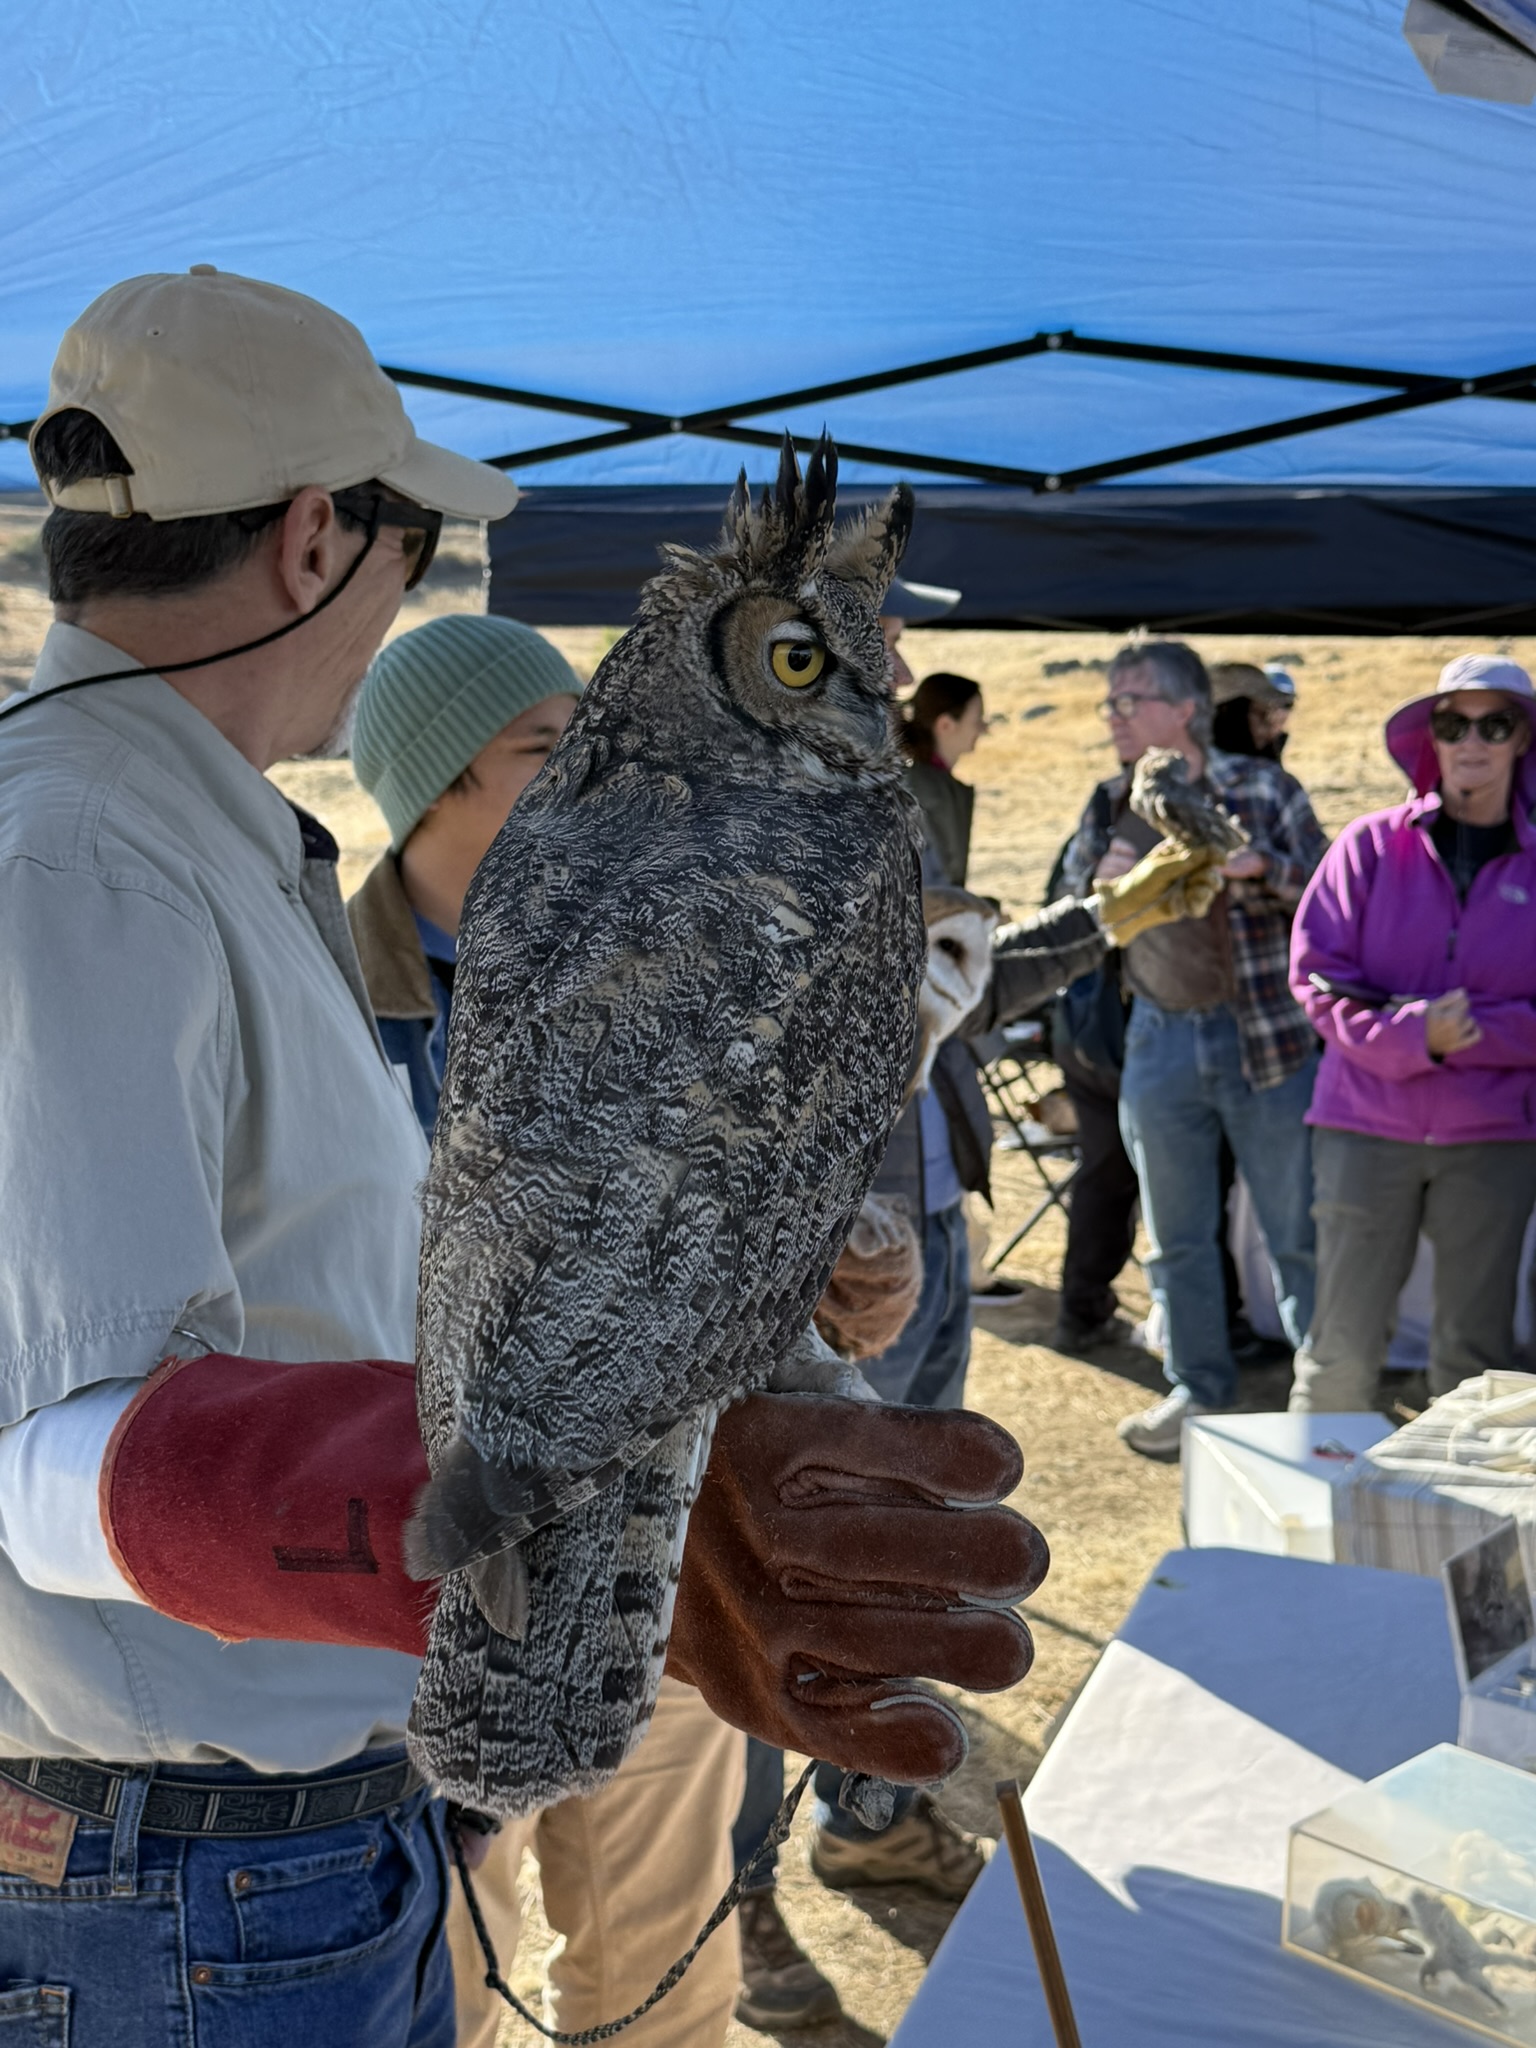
[373, 329, 1536, 491]
[8, 328, 1535, 485]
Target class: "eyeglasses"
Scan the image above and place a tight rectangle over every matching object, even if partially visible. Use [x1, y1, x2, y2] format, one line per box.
[1430, 706, 1523, 746]
[1098, 691, 1162, 721]
[331, 488, 443, 592]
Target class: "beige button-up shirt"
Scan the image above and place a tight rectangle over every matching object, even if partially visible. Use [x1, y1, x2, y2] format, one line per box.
[0, 624, 429, 1768]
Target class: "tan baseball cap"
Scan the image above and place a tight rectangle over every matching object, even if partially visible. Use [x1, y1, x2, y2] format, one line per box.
[31, 266, 518, 524]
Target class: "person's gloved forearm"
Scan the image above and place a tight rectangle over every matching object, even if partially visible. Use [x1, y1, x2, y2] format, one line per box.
[100, 1352, 437, 1653]
[101, 1360, 1049, 1789]
[1094, 839, 1223, 945]
[666, 1392, 1047, 1784]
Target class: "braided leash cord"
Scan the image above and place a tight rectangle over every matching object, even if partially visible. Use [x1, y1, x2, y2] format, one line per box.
[448, 1761, 818, 2044]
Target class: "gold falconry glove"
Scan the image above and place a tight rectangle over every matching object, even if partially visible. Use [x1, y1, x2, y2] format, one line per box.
[1094, 840, 1226, 946]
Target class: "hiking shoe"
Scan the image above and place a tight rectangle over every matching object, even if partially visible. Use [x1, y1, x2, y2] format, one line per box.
[1050, 1310, 1126, 1354]
[735, 1890, 841, 2030]
[809, 1794, 989, 1902]
[1117, 1383, 1227, 1461]
[971, 1274, 1027, 1308]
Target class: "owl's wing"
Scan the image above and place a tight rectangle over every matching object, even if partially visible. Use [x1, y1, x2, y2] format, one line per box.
[413, 789, 920, 1576]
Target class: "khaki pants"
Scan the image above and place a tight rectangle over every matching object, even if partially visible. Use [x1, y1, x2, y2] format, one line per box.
[446, 1678, 746, 2048]
[1290, 1126, 1536, 1411]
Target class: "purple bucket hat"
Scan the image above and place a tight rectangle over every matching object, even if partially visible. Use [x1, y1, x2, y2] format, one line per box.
[1384, 654, 1536, 795]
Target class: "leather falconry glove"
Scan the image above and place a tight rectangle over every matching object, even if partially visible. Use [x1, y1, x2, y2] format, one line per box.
[666, 1392, 1047, 1785]
[1094, 840, 1224, 947]
[813, 1193, 924, 1361]
[100, 1358, 1045, 1787]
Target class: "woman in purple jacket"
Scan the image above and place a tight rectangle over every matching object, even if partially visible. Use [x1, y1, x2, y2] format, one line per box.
[1288, 654, 1536, 1411]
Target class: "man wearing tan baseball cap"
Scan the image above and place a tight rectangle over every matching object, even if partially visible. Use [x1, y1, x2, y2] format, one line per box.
[0, 266, 519, 2046]
[0, 270, 1043, 2046]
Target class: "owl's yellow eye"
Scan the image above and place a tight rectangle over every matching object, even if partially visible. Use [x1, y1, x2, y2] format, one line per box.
[770, 641, 826, 689]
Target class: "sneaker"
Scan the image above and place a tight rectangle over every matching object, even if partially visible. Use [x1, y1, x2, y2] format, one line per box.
[971, 1274, 1027, 1308]
[735, 1890, 842, 2030]
[1117, 1383, 1226, 1460]
[1050, 1310, 1125, 1354]
[809, 1793, 989, 1902]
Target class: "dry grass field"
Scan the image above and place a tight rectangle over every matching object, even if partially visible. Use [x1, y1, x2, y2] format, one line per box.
[2, 495, 1527, 2043]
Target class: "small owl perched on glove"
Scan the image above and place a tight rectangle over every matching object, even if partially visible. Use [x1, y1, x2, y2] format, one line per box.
[407, 435, 927, 1814]
[1129, 747, 1247, 856]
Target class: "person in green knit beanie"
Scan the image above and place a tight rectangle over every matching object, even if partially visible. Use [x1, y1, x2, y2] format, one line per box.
[345, 609, 752, 2048]
[347, 611, 582, 1133]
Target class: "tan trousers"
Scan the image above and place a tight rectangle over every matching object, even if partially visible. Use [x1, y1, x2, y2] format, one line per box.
[446, 1677, 746, 2048]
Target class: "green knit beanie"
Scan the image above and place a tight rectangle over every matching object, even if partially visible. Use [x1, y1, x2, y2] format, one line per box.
[352, 614, 582, 849]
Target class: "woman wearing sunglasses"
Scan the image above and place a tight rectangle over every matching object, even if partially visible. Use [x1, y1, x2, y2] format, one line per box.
[1288, 655, 1536, 1411]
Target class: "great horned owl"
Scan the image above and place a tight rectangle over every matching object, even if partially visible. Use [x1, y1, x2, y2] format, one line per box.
[1129, 746, 1247, 855]
[407, 435, 927, 1813]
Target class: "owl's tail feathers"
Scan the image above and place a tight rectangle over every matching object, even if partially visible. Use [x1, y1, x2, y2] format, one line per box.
[403, 1435, 537, 1579]
[403, 1424, 662, 1602]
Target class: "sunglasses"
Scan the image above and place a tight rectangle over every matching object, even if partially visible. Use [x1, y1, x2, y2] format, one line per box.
[331, 488, 443, 592]
[1098, 691, 1162, 721]
[1430, 706, 1522, 746]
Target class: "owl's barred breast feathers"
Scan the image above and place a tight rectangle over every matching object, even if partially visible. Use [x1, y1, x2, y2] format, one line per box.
[407, 435, 929, 1812]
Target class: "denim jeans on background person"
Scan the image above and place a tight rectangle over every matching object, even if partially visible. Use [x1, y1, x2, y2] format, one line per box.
[811, 1200, 971, 1841]
[1118, 997, 1317, 1411]
[860, 1200, 972, 1412]
[0, 1754, 453, 2048]
[732, 1736, 791, 1892]
[730, 1204, 973, 1874]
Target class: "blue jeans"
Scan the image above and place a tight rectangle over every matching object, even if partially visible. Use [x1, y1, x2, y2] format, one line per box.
[1119, 999, 1317, 1411]
[732, 1737, 790, 1892]
[807, 1200, 971, 1841]
[859, 1200, 971, 1411]
[0, 1751, 454, 2047]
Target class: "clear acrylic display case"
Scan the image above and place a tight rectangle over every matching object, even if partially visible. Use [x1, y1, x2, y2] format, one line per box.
[1285, 1744, 1536, 2043]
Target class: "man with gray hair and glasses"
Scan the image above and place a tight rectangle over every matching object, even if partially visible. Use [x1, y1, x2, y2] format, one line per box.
[1062, 641, 1328, 1459]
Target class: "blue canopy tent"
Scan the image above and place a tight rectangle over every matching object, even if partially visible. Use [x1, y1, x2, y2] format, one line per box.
[4, 0, 1536, 628]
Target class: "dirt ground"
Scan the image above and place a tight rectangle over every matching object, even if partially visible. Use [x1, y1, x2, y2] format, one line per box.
[1, 498, 1526, 2043]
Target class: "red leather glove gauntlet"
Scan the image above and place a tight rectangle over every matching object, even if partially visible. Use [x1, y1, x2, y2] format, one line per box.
[102, 1363, 1049, 1794]
[667, 1393, 1047, 1784]
[100, 1352, 436, 1654]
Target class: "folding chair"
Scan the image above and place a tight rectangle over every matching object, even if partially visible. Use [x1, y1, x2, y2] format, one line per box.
[972, 1017, 1082, 1272]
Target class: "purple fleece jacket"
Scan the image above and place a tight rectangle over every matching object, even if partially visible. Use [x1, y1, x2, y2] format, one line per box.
[1290, 749, 1536, 1146]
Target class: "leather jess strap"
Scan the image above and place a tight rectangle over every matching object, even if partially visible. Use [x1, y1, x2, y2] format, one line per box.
[0, 1752, 423, 1837]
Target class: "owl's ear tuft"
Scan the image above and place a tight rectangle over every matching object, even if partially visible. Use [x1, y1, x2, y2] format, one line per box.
[802, 431, 838, 539]
[773, 432, 801, 523]
[711, 432, 842, 584]
[823, 481, 914, 605]
[725, 468, 752, 544]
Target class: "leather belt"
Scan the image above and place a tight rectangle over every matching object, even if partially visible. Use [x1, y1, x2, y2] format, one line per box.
[0, 1752, 425, 1837]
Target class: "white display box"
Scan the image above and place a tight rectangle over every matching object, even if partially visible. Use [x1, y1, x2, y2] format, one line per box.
[1286, 1743, 1536, 2045]
[1184, 1412, 1391, 1562]
[1444, 1520, 1536, 1773]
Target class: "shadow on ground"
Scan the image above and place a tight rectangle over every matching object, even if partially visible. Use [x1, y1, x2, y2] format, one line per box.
[736, 2012, 886, 2047]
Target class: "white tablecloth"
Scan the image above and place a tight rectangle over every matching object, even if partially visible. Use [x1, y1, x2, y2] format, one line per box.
[892, 1547, 1467, 2047]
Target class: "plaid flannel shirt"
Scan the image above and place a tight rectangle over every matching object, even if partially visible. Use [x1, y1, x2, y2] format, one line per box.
[1061, 749, 1328, 1090]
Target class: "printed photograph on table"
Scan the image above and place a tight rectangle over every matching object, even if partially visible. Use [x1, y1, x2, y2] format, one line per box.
[1285, 1745, 1536, 2045]
[1448, 1522, 1535, 1688]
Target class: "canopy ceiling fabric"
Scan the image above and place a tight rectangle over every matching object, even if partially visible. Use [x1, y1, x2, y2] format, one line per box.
[4, 1, 1536, 626]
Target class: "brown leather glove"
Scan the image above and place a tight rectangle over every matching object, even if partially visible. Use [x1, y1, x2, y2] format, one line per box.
[813, 1193, 923, 1361]
[667, 1393, 1046, 1784]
